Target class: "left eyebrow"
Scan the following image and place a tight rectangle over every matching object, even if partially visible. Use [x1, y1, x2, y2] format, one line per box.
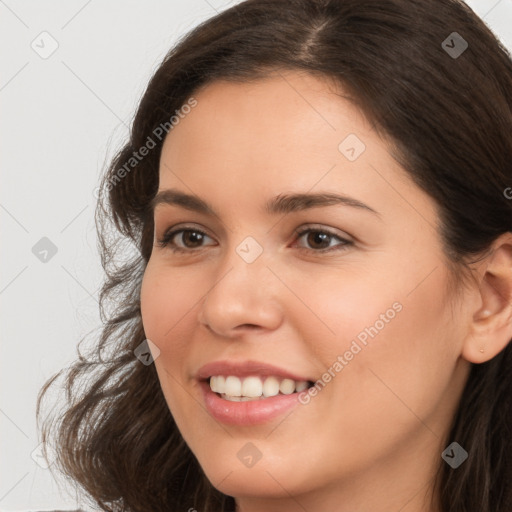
[266, 192, 381, 218]
[150, 188, 381, 219]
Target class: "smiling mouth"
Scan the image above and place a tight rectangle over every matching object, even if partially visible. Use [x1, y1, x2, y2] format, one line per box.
[206, 375, 315, 401]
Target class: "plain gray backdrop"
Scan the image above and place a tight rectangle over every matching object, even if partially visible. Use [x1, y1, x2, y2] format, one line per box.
[1, 0, 511, 510]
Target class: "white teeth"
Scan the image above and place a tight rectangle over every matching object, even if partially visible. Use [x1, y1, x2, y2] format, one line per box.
[209, 375, 310, 399]
[224, 376, 242, 396]
[210, 375, 225, 393]
[279, 378, 295, 395]
[222, 395, 255, 402]
[262, 376, 280, 397]
[241, 376, 263, 397]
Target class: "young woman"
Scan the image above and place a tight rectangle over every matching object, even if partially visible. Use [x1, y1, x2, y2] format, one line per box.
[37, 1, 512, 511]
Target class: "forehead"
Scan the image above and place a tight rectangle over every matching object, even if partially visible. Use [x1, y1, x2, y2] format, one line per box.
[162, 71, 370, 155]
[157, 71, 437, 231]
[160, 72, 380, 184]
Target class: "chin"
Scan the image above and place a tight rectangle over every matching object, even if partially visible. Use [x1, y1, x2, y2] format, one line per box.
[210, 468, 297, 498]
[197, 453, 313, 499]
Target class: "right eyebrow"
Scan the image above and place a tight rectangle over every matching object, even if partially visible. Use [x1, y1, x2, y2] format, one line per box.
[150, 188, 382, 219]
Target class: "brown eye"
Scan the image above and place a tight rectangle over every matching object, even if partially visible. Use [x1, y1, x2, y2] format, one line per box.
[304, 231, 332, 250]
[157, 227, 215, 252]
[177, 230, 206, 248]
[294, 227, 353, 254]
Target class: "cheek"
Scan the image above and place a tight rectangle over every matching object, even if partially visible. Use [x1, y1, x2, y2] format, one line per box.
[299, 263, 458, 458]
[140, 264, 208, 440]
[288, 266, 405, 365]
[140, 266, 199, 419]
[140, 263, 203, 352]
[339, 270, 457, 429]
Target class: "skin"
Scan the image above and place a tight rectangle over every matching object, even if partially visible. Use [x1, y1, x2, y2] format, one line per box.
[140, 70, 512, 512]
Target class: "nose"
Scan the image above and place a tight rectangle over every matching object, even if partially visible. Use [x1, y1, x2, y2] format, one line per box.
[197, 249, 283, 338]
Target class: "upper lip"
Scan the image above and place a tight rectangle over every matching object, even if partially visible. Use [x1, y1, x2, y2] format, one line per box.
[196, 359, 315, 382]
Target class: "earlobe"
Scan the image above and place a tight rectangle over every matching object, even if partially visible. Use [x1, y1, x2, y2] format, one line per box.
[461, 234, 512, 364]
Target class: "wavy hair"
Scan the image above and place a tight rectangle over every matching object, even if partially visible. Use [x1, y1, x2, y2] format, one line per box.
[37, 0, 512, 510]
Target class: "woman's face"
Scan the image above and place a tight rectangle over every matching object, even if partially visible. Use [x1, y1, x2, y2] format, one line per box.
[140, 71, 471, 511]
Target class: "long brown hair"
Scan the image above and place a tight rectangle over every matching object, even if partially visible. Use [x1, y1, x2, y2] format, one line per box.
[36, 0, 512, 510]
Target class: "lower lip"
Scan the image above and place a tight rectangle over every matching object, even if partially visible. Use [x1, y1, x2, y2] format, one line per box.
[199, 380, 303, 426]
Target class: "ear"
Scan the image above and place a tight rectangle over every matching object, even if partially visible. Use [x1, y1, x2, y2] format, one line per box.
[462, 233, 512, 364]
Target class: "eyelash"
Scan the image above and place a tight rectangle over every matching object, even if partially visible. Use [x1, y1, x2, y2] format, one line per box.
[156, 225, 353, 255]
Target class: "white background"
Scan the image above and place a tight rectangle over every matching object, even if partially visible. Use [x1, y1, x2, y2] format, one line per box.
[1, 1, 511, 510]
